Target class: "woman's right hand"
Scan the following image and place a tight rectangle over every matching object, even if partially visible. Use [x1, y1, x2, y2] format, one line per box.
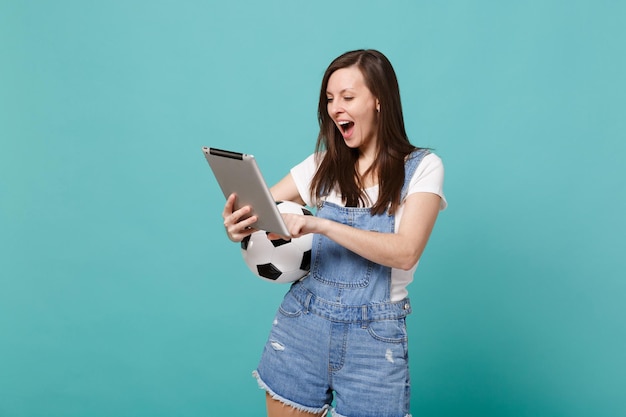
[222, 193, 258, 242]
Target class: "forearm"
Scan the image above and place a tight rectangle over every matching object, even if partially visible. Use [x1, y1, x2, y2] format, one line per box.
[281, 193, 441, 270]
[314, 218, 429, 270]
[313, 193, 440, 270]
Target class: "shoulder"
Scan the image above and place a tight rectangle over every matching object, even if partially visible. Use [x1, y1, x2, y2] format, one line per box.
[406, 151, 447, 209]
[421, 152, 444, 170]
[404, 149, 444, 174]
[409, 151, 444, 176]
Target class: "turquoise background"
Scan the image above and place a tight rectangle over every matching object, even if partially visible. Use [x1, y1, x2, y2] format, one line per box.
[1, 1, 624, 416]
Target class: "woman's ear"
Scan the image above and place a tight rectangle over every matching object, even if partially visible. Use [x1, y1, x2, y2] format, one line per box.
[376, 100, 380, 112]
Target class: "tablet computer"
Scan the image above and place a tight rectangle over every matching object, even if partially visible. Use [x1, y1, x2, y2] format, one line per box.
[202, 147, 290, 236]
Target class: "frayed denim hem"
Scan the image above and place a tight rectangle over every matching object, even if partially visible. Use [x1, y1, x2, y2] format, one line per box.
[330, 409, 411, 417]
[252, 370, 330, 415]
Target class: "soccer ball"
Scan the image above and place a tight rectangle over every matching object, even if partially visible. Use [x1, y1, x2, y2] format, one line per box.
[240, 201, 314, 283]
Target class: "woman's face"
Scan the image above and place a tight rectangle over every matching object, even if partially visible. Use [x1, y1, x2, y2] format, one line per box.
[326, 66, 379, 155]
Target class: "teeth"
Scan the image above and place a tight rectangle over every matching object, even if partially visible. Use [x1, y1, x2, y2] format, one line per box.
[338, 121, 353, 133]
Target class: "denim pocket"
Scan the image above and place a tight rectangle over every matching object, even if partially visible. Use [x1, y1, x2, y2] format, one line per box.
[278, 293, 304, 318]
[367, 318, 408, 343]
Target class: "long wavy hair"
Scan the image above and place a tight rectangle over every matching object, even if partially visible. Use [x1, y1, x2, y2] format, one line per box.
[310, 49, 419, 215]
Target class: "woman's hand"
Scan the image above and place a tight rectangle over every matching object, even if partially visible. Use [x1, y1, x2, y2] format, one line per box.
[272, 212, 325, 240]
[282, 212, 322, 238]
[265, 212, 323, 241]
[222, 193, 258, 242]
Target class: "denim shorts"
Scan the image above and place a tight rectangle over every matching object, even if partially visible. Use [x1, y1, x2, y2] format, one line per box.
[254, 283, 412, 417]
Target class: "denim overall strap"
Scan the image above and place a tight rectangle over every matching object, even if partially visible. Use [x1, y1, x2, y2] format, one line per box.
[400, 149, 430, 202]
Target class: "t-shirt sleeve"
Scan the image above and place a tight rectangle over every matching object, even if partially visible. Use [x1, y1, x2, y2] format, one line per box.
[289, 153, 318, 207]
[407, 153, 447, 210]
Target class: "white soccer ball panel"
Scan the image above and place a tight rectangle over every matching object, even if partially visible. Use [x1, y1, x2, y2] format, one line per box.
[240, 201, 314, 284]
[268, 243, 306, 272]
[242, 232, 275, 266]
[276, 201, 309, 215]
[290, 233, 314, 252]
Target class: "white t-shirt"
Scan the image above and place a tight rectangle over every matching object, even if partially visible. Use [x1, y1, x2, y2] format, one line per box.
[290, 152, 447, 301]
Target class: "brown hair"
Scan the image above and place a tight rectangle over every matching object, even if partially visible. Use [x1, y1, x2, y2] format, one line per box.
[310, 49, 419, 215]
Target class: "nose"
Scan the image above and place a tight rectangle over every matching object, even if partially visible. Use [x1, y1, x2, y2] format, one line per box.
[328, 100, 343, 117]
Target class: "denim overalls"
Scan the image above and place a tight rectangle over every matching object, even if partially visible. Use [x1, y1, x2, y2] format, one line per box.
[254, 150, 429, 417]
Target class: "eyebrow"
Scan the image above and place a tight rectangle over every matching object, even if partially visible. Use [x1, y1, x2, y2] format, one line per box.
[326, 88, 355, 96]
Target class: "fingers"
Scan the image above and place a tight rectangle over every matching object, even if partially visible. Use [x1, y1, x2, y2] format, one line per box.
[221, 193, 237, 219]
[281, 213, 311, 239]
[267, 232, 291, 241]
[224, 213, 258, 242]
[221, 194, 315, 242]
[222, 193, 258, 242]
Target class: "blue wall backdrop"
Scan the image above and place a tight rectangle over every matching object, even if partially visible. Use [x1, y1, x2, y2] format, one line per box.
[1, 1, 624, 416]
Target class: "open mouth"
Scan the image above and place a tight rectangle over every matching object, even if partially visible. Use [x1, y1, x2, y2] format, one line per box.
[338, 121, 354, 135]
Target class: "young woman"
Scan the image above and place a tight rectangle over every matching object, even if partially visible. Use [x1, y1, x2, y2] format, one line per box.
[222, 49, 446, 417]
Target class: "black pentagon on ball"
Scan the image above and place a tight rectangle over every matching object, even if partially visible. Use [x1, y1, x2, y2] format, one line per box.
[300, 249, 311, 271]
[256, 263, 282, 280]
[270, 235, 291, 248]
[241, 235, 251, 250]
